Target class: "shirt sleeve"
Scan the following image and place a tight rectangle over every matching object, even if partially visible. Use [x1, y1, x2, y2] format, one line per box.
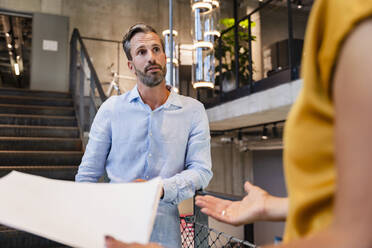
[75, 97, 113, 182]
[162, 103, 213, 204]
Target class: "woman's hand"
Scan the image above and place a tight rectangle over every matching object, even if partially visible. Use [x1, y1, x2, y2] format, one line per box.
[195, 181, 287, 226]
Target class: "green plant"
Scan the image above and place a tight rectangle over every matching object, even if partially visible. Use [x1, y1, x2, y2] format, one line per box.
[215, 18, 256, 89]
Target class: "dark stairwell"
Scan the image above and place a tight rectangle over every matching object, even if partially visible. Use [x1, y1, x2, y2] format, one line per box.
[0, 87, 83, 248]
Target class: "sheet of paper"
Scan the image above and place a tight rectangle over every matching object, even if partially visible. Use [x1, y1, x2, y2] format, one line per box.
[0, 171, 162, 248]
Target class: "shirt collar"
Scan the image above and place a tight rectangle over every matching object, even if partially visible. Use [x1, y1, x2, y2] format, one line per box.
[164, 85, 183, 109]
[127, 84, 183, 109]
[128, 85, 141, 103]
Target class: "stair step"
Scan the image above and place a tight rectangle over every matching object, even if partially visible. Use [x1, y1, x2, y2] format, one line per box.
[0, 166, 78, 180]
[0, 151, 83, 166]
[0, 87, 72, 99]
[0, 114, 77, 127]
[0, 225, 8, 231]
[0, 125, 79, 138]
[0, 104, 75, 116]
[0, 95, 73, 107]
[0, 88, 81, 248]
[0, 137, 82, 151]
[0, 227, 67, 248]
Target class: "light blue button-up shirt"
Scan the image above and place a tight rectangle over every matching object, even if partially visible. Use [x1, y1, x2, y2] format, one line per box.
[76, 85, 212, 247]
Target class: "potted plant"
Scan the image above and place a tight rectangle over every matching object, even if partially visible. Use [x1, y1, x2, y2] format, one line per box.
[215, 18, 256, 92]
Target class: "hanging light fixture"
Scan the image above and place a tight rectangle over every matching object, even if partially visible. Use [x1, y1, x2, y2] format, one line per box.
[202, 0, 220, 89]
[162, 29, 180, 93]
[193, 41, 214, 50]
[191, 0, 218, 89]
[204, 0, 221, 39]
[211, 1, 220, 8]
[297, 0, 303, 9]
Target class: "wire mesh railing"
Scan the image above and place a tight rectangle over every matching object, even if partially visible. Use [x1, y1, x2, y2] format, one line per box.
[180, 216, 257, 248]
[180, 215, 195, 247]
[196, 222, 256, 248]
[180, 191, 257, 248]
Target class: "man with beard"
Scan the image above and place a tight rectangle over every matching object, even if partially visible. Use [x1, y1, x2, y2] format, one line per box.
[75, 23, 212, 248]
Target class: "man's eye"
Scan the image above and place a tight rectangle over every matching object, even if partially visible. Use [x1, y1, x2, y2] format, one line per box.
[153, 47, 160, 52]
[138, 50, 146, 55]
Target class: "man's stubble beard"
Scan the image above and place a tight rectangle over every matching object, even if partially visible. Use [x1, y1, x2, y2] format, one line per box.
[135, 63, 167, 88]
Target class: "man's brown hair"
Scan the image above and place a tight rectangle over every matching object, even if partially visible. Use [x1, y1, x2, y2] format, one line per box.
[122, 23, 165, 61]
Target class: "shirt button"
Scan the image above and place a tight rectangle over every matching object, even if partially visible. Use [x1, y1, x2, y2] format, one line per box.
[146, 176, 149, 179]
[149, 153, 152, 157]
[149, 132, 152, 136]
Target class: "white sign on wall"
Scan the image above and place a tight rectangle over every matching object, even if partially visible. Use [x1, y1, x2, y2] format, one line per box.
[42, 40, 58, 51]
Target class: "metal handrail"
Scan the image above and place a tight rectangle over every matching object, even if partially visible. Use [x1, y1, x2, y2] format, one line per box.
[69, 28, 108, 145]
[71, 28, 107, 101]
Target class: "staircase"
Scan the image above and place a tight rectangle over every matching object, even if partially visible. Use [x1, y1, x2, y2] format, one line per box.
[0, 87, 83, 247]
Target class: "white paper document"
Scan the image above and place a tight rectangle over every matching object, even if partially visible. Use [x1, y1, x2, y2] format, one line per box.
[0, 171, 163, 248]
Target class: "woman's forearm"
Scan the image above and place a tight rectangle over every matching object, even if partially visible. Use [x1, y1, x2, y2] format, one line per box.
[262, 196, 288, 222]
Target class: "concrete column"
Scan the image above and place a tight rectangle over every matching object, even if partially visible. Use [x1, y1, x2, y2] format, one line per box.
[208, 138, 254, 196]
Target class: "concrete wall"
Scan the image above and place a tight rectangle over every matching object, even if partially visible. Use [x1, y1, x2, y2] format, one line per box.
[62, 0, 181, 92]
[252, 149, 287, 246]
[207, 138, 254, 196]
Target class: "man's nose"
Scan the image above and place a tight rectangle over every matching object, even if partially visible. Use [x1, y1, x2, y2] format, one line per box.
[147, 50, 156, 63]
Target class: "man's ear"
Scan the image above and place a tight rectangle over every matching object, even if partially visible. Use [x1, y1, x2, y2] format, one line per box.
[127, 61, 135, 74]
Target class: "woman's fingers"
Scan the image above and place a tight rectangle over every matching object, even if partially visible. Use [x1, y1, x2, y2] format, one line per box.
[244, 181, 255, 193]
[195, 195, 241, 225]
[195, 195, 231, 213]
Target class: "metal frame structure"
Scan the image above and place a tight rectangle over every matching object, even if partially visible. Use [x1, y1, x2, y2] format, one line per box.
[69, 28, 107, 142]
[202, 0, 302, 108]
